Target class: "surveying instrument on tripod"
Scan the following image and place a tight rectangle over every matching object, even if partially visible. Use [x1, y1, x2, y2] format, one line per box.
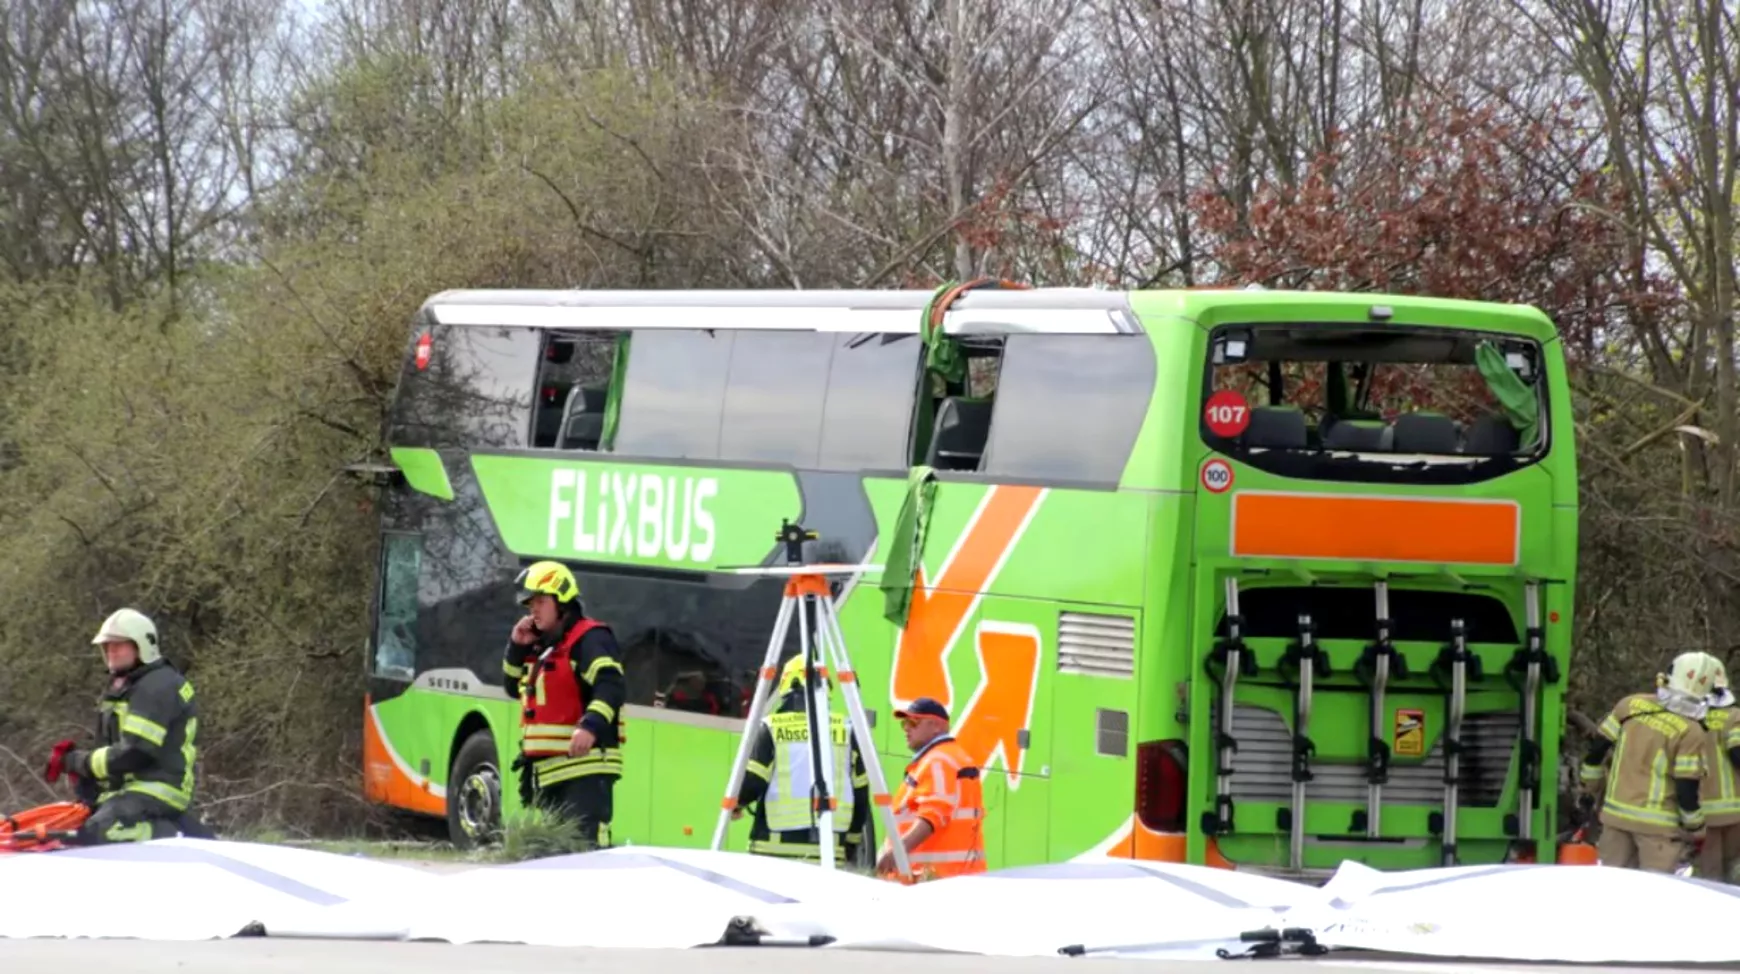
[710, 519, 913, 879]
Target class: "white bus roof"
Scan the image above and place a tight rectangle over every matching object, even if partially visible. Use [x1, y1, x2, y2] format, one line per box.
[417, 287, 1144, 336]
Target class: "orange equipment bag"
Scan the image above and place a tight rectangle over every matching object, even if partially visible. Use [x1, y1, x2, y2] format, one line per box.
[0, 801, 90, 854]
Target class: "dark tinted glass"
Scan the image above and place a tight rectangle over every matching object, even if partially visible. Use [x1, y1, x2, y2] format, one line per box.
[818, 333, 922, 470]
[982, 334, 1156, 485]
[718, 331, 835, 466]
[388, 324, 541, 449]
[535, 333, 622, 451]
[613, 329, 734, 460]
[373, 532, 422, 680]
[411, 463, 533, 681]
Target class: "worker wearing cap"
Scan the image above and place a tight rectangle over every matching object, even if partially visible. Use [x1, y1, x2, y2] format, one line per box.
[1579, 650, 1716, 872]
[733, 653, 870, 865]
[49, 608, 202, 844]
[876, 697, 986, 882]
[1696, 660, 1740, 883]
[502, 560, 626, 849]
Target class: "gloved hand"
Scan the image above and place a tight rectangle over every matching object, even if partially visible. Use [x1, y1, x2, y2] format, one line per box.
[1576, 792, 1596, 816]
[44, 739, 77, 783]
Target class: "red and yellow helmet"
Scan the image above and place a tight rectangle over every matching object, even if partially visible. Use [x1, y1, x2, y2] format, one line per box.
[514, 561, 580, 606]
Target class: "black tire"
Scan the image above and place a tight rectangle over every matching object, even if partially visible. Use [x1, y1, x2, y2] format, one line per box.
[447, 729, 502, 850]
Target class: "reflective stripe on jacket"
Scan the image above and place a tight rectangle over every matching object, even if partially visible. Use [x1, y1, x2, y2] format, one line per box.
[90, 661, 199, 813]
[1699, 704, 1740, 826]
[518, 618, 605, 758]
[1583, 692, 1707, 835]
[892, 736, 986, 879]
[747, 833, 862, 864]
[737, 688, 871, 864]
[760, 710, 857, 831]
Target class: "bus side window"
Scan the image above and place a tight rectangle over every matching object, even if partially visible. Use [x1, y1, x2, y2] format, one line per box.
[373, 532, 422, 681]
[818, 333, 922, 471]
[717, 330, 834, 466]
[980, 334, 1156, 486]
[612, 330, 735, 461]
[532, 331, 624, 452]
[920, 338, 1004, 472]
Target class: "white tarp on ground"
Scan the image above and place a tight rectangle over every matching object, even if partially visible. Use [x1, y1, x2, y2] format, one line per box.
[737, 859, 1320, 959]
[0, 838, 421, 941]
[1298, 859, 1740, 964]
[354, 845, 899, 949]
[13, 837, 1740, 965]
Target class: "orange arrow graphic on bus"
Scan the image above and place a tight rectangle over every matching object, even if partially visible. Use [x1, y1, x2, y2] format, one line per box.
[892, 485, 1043, 706]
[951, 622, 1043, 780]
[891, 485, 1045, 781]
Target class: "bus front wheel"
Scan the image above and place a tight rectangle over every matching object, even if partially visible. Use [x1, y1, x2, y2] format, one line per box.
[447, 729, 502, 849]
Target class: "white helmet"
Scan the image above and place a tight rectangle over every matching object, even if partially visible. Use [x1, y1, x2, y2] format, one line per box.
[92, 608, 160, 665]
[1665, 651, 1724, 699]
[1711, 657, 1735, 707]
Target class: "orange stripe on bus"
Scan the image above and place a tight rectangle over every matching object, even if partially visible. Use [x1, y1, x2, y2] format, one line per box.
[361, 697, 446, 817]
[1231, 492, 1520, 566]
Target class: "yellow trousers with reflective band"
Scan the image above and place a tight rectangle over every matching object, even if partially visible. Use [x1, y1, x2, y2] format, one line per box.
[747, 834, 861, 865]
[77, 792, 182, 846]
[530, 748, 623, 788]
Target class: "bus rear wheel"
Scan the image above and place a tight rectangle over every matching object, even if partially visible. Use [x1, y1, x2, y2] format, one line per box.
[447, 729, 501, 849]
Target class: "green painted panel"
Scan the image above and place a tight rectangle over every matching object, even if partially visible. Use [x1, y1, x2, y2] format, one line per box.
[390, 447, 454, 501]
[974, 772, 1009, 869]
[978, 594, 1055, 867]
[469, 454, 801, 570]
[1138, 492, 1192, 747]
[1047, 620, 1139, 860]
[1116, 305, 1193, 492]
[636, 714, 745, 849]
[989, 489, 1149, 608]
[373, 689, 509, 791]
[832, 586, 899, 759]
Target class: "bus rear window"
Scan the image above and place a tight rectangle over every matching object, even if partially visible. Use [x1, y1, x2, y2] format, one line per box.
[1201, 324, 1548, 483]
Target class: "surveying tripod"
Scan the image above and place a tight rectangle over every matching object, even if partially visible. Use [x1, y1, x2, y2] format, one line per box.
[710, 519, 913, 879]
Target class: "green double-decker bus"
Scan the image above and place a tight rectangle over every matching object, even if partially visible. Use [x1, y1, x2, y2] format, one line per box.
[361, 285, 1576, 877]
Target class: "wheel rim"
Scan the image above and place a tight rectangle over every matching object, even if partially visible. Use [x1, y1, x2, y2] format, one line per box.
[458, 762, 501, 839]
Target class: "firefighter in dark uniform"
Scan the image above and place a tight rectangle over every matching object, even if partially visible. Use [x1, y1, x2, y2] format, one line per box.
[734, 653, 870, 865]
[56, 608, 202, 845]
[501, 560, 626, 850]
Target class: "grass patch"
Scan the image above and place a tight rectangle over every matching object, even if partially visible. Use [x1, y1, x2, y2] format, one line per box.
[236, 806, 605, 865]
[238, 826, 497, 863]
[496, 806, 594, 862]
[293, 838, 482, 861]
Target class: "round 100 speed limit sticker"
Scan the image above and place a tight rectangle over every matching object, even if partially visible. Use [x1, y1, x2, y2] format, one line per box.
[1201, 458, 1234, 493]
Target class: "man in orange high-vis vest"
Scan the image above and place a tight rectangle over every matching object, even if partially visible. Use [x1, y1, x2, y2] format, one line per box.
[876, 697, 986, 881]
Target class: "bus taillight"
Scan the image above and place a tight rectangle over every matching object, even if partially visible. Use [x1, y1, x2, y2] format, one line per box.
[1135, 739, 1188, 833]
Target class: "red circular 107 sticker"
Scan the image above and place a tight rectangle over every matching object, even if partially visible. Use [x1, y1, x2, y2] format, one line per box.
[1204, 390, 1251, 438]
[1201, 459, 1234, 493]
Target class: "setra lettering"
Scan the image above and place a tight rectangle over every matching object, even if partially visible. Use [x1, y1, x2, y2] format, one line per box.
[548, 467, 718, 563]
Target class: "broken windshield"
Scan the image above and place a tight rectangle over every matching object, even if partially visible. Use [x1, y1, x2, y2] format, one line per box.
[1199, 323, 1548, 484]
